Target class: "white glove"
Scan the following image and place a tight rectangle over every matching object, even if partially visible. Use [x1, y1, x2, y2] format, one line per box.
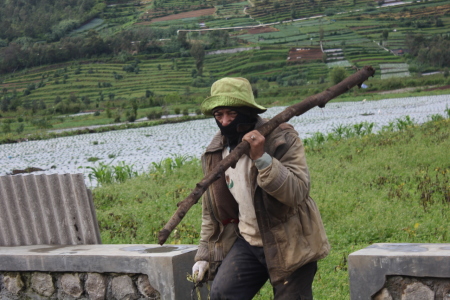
[192, 261, 209, 282]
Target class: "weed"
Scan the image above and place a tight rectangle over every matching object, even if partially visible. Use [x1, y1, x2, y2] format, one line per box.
[151, 155, 193, 174]
[430, 114, 444, 122]
[383, 165, 449, 211]
[332, 124, 347, 139]
[395, 115, 415, 131]
[334, 253, 348, 272]
[113, 161, 138, 183]
[84, 161, 138, 186]
[445, 105, 450, 118]
[87, 157, 100, 162]
[85, 162, 115, 185]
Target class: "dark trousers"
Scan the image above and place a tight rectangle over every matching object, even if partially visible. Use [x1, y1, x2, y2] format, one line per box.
[210, 237, 318, 300]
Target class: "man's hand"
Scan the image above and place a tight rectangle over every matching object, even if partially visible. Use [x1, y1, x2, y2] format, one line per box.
[242, 130, 265, 160]
[192, 261, 209, 282]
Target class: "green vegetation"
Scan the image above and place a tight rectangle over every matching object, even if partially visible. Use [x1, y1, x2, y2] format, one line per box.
[91, 116, 450, 299]
[2, 0, 450, 143]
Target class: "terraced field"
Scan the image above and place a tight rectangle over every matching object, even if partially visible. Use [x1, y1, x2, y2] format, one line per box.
[2, 0, 450, 126]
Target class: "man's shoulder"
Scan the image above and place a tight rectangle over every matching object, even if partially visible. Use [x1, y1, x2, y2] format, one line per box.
[258, 118, 297, 137]
[278, 122, 294, 131]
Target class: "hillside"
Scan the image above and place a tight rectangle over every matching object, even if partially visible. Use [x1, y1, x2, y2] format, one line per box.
[1, 0, 450, 141]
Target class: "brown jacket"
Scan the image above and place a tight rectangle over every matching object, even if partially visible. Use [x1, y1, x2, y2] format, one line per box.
[195, 117, 330, 285]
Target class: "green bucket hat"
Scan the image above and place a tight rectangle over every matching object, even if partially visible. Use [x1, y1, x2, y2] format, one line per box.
[200, 77, 267, 116]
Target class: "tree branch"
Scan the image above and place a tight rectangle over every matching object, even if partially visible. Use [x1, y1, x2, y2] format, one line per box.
[158, 65, 376, 245]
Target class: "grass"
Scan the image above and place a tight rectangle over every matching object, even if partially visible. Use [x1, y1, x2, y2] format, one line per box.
[91, 116, 450, 299]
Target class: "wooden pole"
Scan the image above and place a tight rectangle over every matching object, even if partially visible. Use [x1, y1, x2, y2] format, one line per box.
[158, 65, 376, 245]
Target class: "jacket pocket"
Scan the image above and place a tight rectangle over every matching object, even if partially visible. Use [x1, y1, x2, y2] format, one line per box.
[298, 199, 313, 236]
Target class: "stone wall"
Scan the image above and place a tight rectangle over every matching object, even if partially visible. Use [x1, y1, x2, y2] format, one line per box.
[0, 244, 205, 300]
[0, 271, 160, 300]
[348, 243, 450, 300]
[373, 276, 450, 300]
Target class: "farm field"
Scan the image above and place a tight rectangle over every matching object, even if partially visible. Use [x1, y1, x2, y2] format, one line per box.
[1, 94, 448, 187]
[139, 7, 216, 24]
[2, 0, 450, 119]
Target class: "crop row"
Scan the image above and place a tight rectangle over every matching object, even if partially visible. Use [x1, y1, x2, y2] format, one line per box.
[1, 95, 447, 187]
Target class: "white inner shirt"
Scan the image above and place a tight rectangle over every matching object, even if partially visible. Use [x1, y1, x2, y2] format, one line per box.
[223, 148, 263, 246]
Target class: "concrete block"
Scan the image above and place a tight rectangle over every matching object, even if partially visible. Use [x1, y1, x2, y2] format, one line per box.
[348, 243, 450, 299]
[0, 244, 207, 300]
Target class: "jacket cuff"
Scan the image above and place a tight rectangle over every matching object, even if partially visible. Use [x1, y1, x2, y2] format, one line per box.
[254, 152, 272, 170]
[257, 158, 289, 193]
[195, 245, 209, 262]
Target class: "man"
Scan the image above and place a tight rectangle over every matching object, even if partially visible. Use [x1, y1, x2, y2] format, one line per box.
[193, 77, 329, 300]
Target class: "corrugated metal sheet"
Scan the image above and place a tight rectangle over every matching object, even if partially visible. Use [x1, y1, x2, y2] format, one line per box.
[0, 173, 101, 246]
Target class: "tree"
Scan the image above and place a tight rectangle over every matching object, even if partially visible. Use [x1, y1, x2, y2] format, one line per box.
[1, 98, 9, 112]
[190, 42, 205, 77]
[273, 2, 281, 10]
[164, 93, 181, 105]
[82, 96, 91, 108]
[177, 31, 188, 49]
[329, 67, 348, 84]
[130, 98, 139, 116]
[2, 122, 11, 133]
[145, 90, 154, 98]
[381, 29, 389, 41]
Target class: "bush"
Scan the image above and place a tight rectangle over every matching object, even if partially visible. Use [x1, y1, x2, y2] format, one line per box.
[324, 8, 336, 16]
[16, 123, 24, 134]
[31, 118, 53, 129]
[147, 111, 162, 120]
[127, 115, 136, 122]
[191, 77, 211, 87]
[2, 122, 11, 133]
[329, 67, 348, 85]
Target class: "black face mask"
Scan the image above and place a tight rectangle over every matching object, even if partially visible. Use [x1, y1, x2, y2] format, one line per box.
[215, 112, 257, 151]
